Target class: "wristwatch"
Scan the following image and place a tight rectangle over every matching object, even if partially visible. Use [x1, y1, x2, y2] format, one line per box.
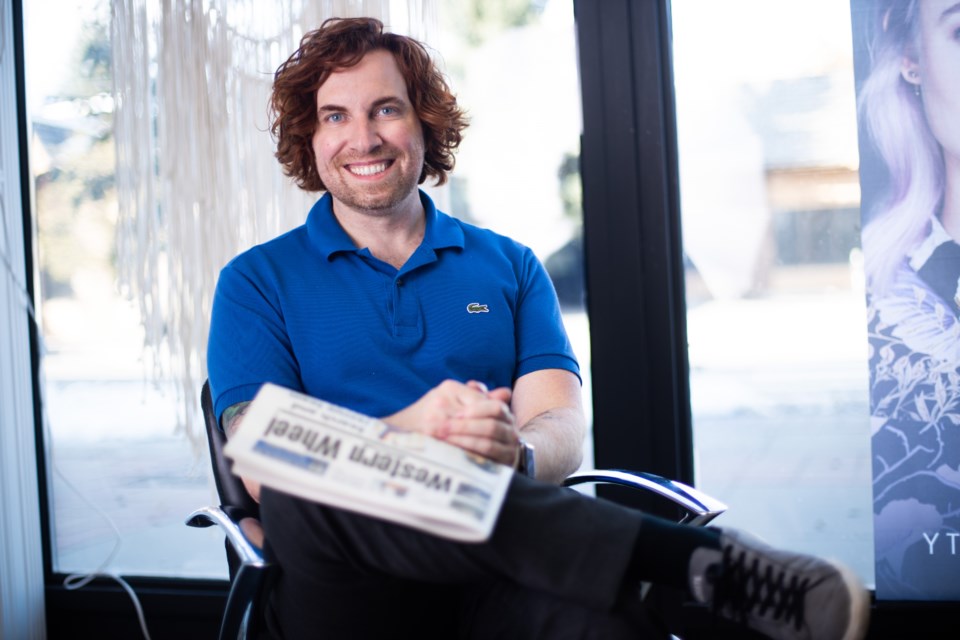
[516, 437, 536, 479]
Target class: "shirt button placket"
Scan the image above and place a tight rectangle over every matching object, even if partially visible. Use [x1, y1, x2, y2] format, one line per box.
[392, 276, 403, 334]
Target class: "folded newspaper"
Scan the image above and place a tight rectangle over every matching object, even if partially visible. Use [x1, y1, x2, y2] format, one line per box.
[222, 383, 514, 542]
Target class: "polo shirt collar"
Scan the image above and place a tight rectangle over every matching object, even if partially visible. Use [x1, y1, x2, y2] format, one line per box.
[306, 190, 464, 260]
[420, 190, 464, 253]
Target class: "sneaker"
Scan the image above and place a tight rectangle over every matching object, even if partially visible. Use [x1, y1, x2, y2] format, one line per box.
[688, 529, 870, 640]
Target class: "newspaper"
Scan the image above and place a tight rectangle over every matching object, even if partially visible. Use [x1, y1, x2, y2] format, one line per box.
[222, 383, 514, 542]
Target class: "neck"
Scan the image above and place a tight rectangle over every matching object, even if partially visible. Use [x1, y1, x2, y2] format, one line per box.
[332, 191, 426, 269]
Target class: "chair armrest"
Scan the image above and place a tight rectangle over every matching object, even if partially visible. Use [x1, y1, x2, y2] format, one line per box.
[563, 469, 727, 526]
[186, 505, 266, 568]
[187, 506, 273, 639]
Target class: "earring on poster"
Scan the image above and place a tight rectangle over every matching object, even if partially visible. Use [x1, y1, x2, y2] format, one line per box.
[901, 62, 922, 98]
[910, 71, 922, 98]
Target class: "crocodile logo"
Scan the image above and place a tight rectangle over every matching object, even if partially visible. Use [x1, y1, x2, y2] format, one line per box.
[466, 302, 489, 314]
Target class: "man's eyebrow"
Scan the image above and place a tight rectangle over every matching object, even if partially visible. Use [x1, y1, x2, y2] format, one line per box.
[317, 103, 346, 114]
[370, 96, 406, 109]
[317, 96, 406, 114]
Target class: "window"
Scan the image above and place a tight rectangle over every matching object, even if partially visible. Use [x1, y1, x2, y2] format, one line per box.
[672, 0, 874, 586]
[27, 0, 587, 583]
[26, 0, 225, 579]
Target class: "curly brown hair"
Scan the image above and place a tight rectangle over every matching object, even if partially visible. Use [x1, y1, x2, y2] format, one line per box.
[270, 17, 468, 192]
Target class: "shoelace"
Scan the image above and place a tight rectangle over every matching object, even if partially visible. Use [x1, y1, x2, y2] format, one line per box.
[708, 544, 810, 631]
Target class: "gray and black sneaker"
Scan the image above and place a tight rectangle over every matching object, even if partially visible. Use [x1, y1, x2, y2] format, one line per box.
[688, 529, 870, 640]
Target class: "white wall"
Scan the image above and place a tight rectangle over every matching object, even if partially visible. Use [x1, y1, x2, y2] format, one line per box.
[0, 0, 46, 636]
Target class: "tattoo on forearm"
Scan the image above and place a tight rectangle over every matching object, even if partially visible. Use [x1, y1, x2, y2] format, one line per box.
[221, 401, 251, 437]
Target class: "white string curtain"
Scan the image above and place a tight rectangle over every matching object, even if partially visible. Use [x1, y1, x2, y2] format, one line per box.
[111, 0, 438, 453]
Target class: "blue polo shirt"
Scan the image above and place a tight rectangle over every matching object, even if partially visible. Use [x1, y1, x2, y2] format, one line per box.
[207, 190, 579, 422]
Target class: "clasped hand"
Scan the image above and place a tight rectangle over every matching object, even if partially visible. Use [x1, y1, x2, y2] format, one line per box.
[384, 380, 520, 468]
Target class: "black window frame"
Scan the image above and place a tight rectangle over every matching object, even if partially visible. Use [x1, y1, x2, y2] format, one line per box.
[576, 0, 692, 491]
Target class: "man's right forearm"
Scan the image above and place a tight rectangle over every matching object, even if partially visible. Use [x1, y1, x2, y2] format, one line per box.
[221, 401, 251, 437]
[221, 400, 261, 502]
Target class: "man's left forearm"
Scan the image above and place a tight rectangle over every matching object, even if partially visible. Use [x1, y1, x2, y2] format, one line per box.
[517, 406, 586, 484]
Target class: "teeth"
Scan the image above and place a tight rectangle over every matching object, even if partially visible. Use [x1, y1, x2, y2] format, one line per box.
[348, 162, 388, 176]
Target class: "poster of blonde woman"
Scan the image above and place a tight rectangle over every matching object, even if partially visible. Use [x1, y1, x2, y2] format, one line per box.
[852, 0, 960, 600]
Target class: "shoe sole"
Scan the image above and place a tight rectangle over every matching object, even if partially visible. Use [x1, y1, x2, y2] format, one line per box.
[833, 560, 871, 640]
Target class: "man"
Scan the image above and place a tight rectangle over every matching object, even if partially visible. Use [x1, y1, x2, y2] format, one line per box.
[207, 17, 869, 640]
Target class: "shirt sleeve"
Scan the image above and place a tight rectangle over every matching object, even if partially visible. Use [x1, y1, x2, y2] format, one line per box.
[513, 247, 581, 383]
[206, 256, 304, 423]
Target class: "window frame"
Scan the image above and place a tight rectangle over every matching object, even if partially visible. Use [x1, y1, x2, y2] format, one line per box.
[575, 0, 692, 490]
[9, 0, 957, 635]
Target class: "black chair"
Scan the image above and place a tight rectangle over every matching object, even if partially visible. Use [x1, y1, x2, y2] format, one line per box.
[188, 379, 727, 640]
[186, 381, 271, 640]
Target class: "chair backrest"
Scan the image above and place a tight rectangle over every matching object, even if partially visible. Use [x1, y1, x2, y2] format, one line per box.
[194, 381, 272, 638]
[201, 379, 260, 519]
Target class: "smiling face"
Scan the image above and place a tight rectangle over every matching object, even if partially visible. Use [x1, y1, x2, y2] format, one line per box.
[914, 0, 960, 172]
[311, 49, 426, 217]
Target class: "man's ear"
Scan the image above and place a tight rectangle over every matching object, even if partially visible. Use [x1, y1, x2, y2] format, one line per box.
[900, 57, 921, 87]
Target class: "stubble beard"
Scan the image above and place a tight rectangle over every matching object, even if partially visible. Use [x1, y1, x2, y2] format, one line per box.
[324, 143, 425, 214]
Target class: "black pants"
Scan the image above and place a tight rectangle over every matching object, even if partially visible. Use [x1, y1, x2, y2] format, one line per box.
[260, 474, 674, 639]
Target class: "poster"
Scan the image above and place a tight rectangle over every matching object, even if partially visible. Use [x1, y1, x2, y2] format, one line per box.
[851, 0, 960, 600]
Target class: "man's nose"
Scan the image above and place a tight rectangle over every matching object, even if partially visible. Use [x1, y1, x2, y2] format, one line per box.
[348, 119, 382, 152]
